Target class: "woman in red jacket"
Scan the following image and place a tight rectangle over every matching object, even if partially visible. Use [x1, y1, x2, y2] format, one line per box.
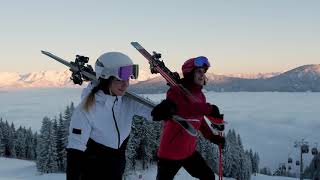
[151, 56, 225, 180]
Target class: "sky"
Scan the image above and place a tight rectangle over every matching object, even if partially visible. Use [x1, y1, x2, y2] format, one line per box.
[0, 0, 319, 75]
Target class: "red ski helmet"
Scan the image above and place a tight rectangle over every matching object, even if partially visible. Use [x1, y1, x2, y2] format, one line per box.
[182, 56, 210, 77]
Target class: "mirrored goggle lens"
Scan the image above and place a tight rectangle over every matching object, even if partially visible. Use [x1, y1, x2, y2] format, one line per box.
[194, 56, 210, 67]
[118, 64, 139, 80]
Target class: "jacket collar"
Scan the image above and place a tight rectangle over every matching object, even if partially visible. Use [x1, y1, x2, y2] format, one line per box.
[181, 78, 203, 93]
[95, 90, 122, 104]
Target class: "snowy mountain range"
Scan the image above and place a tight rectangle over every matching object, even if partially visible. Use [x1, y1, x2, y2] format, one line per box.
[1, 64, 319, 92]
[129, 64, 320, 93]
[0, 69, 159, 90]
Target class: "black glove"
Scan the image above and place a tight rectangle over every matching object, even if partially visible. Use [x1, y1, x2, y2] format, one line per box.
[209, 105, 224, 131]
[210, 135, 226, 149]
[151, 99, 177, 121]
[210, 104, 223, 118]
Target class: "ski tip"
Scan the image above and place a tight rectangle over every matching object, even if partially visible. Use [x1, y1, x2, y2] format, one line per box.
[130, 42, 143, 49]
[41, 50, 50, 55]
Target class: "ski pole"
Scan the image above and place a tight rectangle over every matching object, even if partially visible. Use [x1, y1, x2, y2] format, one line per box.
[219, 131, 223, 180]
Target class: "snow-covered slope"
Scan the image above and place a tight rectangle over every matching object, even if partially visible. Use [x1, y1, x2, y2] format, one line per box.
[0, 157, 304, 180]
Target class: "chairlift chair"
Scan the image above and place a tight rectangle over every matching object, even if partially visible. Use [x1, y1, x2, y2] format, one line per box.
[296, 160, 300, 166]
[312, 147, 318, 155]
[282, 165, 286, 171]
[301, 144, 309, 154]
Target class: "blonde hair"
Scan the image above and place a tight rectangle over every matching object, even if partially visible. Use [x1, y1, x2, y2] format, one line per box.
[84, 77, 113, 111]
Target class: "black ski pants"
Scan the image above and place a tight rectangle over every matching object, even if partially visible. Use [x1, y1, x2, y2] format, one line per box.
[67, 138, 128, 180]
[156, 151, 215, 180]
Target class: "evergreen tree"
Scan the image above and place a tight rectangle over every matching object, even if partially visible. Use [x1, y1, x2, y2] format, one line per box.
[126, 116, 145, 171]
[3, 121, 16, 157]
[15, 126, 27, 159]
[197, 134, 218, 173]
[36, 117, 58, 173]
[57, 113, 67, 171]
[223, 129, 239, 178]
[25, 127, 36, 160]
[33, 132, 38, 160]
[63, 105, 72, 138]
[47, 118, 59, 172]
[260, 166, 272, 175]
[253, 152, 260, 175]
[0, 120, 5, 156]
[144, 119, 161, 164]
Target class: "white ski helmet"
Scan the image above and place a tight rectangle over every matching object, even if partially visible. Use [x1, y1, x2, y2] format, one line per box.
[94, 52, 139, 80]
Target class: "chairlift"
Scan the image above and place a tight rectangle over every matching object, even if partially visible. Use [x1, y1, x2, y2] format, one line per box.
[296, 160, 300, 166]
[312, 147, 318, 155]
[282, 165, 286, 171]
[288, 157, 293, 163]
[301, 144, 309, 154]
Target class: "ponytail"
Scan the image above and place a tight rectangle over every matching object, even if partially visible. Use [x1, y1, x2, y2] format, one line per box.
[84, 85, 100, 112]
[83, 77, 113, 111]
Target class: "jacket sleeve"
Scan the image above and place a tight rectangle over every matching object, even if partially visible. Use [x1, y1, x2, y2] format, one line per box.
[133, 100, 153, 121]
[199, 119, 214, 140]
[67, 106, 92, 152]
[66, 148, 85, 180]
[167, 86, 212, 116]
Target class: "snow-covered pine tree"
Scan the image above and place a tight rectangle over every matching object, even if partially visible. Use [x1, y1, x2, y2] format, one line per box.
[25, 127, 36, 160]
[223, 129, 238, 178]
[236, 134, 245, 180]
[57, 113, 67, 171]
[260, 166, 272, 175]
[36, 116, 58, 173]
[47, 117, 59, 172]
[144, 119, 161, 164]
[0, 120, 5, 156]
[4, 121, 16, 158]
[63, 104, 73, 138]
[15, 126, 27, 159]
[126, 116, 145, 171]
[33, 131, 38, 160]
[197, 134, 218, 173]
[253, 152, 260, 175]
[52, 117, 62, 171]
[37, 117, 50, 172]
[243, 150, 253, 180]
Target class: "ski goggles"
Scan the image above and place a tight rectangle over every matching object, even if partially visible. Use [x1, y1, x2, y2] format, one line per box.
[117, 64, 139, 80]
[194, 56, 210, 67]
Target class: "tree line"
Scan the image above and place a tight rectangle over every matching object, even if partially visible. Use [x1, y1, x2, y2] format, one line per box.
[1, 102, 260, 179]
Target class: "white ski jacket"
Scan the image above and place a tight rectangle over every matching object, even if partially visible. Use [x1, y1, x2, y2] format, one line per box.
[67, 84, 152, 151]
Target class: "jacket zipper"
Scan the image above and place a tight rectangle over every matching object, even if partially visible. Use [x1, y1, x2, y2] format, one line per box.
[112, 97, 121, 149]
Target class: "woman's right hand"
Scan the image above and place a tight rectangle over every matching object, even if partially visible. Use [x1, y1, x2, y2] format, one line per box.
[151, 99, 177, 121]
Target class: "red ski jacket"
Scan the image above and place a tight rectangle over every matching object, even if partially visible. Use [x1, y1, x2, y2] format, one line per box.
[157, 82, 216, 160]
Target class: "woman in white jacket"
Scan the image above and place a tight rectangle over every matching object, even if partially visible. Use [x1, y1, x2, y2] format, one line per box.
[66, 52, 152, 180]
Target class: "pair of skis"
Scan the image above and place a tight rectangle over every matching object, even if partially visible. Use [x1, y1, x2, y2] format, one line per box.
[41, 47, 199, 136]
[41, 42, 225, 137]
